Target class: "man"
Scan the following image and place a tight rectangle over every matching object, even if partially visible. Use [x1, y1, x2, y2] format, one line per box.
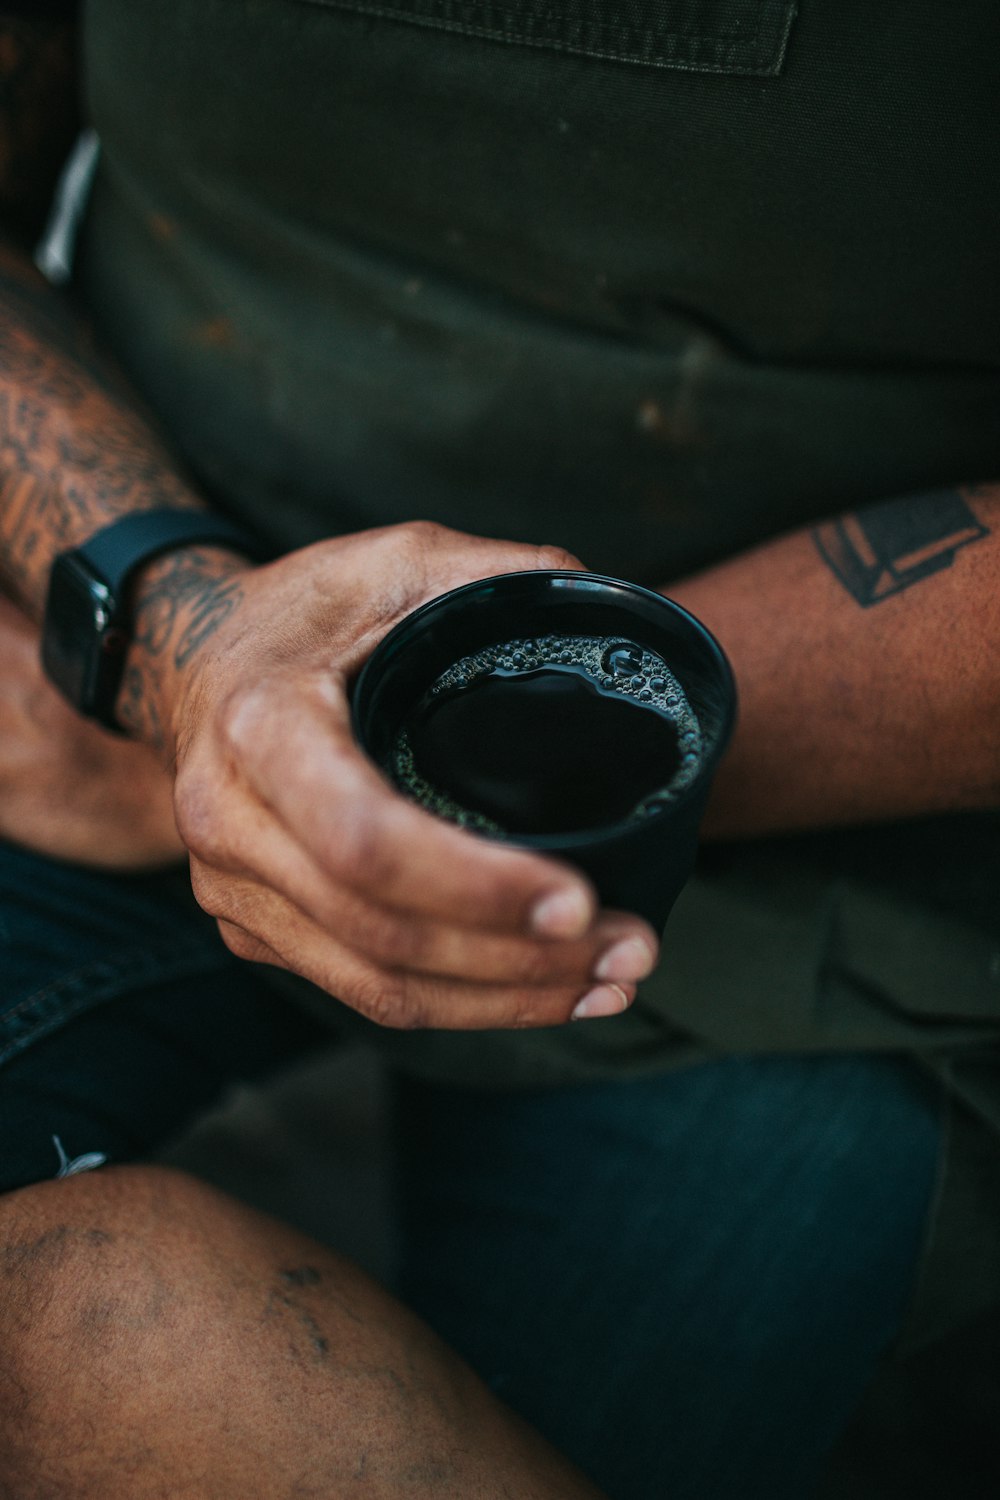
[2, 3, 998, 1496]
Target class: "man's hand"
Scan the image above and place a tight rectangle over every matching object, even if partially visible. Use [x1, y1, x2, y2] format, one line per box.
[0, 592, 184, 869]
[0, 236, 657, 1033]
[128, 522, 660, 1031]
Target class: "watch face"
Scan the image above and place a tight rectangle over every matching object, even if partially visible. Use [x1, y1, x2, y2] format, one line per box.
[42, 553, 122, 716]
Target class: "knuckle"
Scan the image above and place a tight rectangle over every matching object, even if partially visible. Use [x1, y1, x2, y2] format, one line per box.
[533, 543, 584, 572]
[514, 940, 578, 986]
[400, 518, 445, 547]
[330, 809, 399, 891]
[351, 908, 426, 968]
[188, 858, 226, 917]
[190, 870, 269, 955]
[508, 989, 545, 1028]
[361, 969, 435, 1031]
[217, 919, 260, 961]
[218, 682, 272, 758]
[352, 970, 413, 1029]
[394, 520, 448, 572]
[173, 769, 223, 860]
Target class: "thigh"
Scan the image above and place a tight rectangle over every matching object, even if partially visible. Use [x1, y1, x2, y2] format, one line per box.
[393, 1053, 942, 1500]
[0, 841, 330, 1193]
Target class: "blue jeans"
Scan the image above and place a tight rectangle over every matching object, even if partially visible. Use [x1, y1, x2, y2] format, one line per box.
[0, 839, 941, 1498]
[395, 1060, 941, 1498]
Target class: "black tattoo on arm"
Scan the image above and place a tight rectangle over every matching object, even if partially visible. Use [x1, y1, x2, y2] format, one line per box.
[0, 249, 207, 604]
[117, 548, 247, 748]
[132, 548, 245, 669]
[0, 232, 251, 753]
[812, 488, 989, 607]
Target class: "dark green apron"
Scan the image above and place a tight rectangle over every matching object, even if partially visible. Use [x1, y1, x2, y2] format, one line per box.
[77, 0, 1000, 1371]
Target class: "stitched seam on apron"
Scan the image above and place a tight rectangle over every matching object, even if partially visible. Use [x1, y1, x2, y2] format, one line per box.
[293, 0, 798, 76]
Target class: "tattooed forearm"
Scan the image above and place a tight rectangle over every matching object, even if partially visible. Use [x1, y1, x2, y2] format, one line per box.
[116, 548, 248, 748]
[812, 487, 990, 606]
[0, 9, 80, 247]
[0, 250, 207, 608]
[0, 235, 251, 750]
[132, 548, 245, 669]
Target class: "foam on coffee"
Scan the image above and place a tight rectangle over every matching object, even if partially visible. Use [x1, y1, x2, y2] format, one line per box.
[388, 633, 704, 837]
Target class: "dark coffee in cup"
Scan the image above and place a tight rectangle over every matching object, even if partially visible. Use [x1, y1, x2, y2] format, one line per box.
[352, 572, 736, 930]
[389, 632, 703, 837]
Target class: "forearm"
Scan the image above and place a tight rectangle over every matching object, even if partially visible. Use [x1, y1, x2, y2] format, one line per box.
[0, 244, 214, 609]
[0, 6, 212, 639]
[0, 11, 201, 621]
[669, 484, 1000, 839]
[0, 243, 251, 747]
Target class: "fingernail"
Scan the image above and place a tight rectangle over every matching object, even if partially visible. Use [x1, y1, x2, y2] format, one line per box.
[594, 935, 657, 984]
[531, 886, 592, 938]
[571, 983, 631, 1021]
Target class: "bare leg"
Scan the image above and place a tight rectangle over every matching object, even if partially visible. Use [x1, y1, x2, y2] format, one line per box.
[0, 1166, 605, 1499]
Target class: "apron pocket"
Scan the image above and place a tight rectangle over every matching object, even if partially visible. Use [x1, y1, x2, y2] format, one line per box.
[296, 0, 798, 76]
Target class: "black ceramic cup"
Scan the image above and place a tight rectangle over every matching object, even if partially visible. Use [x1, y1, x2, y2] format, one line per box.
[352, 571, 736, 931]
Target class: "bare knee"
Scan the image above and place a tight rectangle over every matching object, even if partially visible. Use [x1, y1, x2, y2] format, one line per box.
[0, 1164, 460, 1494]
[0, 1166, 601, 1500]
[0, 1166, 240, 1489]
[2, 1162, 185, 1341]
[2, 1162, 216, 1330]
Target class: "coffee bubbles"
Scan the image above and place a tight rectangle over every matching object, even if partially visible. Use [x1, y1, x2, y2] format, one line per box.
[389, 632, 704, 837]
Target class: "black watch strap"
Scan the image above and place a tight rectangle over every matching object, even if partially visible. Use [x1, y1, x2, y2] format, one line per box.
[42, 508, 261, 730]
[74, 508, 259, 591]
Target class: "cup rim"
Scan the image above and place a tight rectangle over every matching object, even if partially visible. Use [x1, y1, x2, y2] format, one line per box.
[353, 569, 738, 850]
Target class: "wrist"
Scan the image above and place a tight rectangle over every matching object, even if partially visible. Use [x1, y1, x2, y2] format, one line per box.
[39, 507, 261, 744]
[115, 544, 254, 752]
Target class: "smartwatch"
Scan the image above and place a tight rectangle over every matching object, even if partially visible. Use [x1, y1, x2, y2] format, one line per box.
[41, 508, 259, 729]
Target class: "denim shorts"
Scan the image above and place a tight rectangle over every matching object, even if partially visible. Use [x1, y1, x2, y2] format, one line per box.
[0, 837, 944, 1499]
[0, 840, 332, 1192]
